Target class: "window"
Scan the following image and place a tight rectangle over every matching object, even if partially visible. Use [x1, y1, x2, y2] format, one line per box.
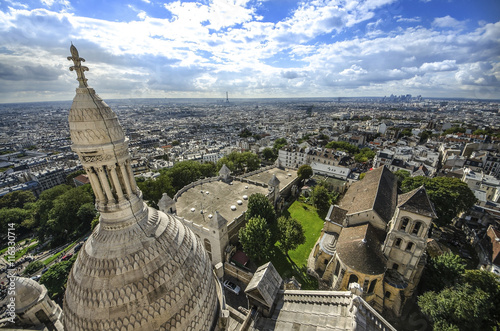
[368, 279, 377, 294]
[348, 274, 359, 286]
[406, 242, 414, 251]
[385, 291, 391, 299]
[335, 262, 340, 276]
[400, 218, 409, 231]
[412, 222, 422, 235]
[394, 238, 402, 248]
[392, 263, 399, 270]
[324, 259, 329, 265]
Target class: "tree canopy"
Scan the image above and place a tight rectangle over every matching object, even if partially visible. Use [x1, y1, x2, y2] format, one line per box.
[325, 141, 359, 154]
[273, 138, 287, 151]
[245, 193, 276, 225]
[297, 164, 313, 181]
[216, 151, 260, 174]
[401, 176, 476, 227]
[354, 147, 376, 163]
[418, 269, 500, 331]
[40, 255, 77, 298]
[239, 216, 273, 262]
[0, 190, 35, 209]
[137, 160, 216, 208]
[310, 185, 331, 212]
[421, 252, 466, 293]
[262, 147, 277, 162]
[277, 216, 305, 256]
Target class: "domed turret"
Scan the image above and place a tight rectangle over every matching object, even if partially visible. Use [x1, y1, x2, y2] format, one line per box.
[63, 45, 219, 330]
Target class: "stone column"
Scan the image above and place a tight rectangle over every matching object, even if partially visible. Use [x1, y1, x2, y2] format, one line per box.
[96, 167, 115, 203]
[125, 160, 138, 192]
[108, 164, 125, 201]
[85, 167, 105, 202]
[118, 163, 133, 197]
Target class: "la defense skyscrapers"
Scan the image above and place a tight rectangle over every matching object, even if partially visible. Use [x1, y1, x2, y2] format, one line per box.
[63, 45, 222, 330]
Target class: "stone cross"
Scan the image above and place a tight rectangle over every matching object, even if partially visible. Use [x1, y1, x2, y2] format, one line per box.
[67, 44, 89, 88]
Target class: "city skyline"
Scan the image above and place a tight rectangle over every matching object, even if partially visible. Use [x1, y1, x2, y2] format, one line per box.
[0, 0, 499, 103]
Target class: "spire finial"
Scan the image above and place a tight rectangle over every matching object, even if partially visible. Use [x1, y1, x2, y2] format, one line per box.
[67, 44, 89, 88]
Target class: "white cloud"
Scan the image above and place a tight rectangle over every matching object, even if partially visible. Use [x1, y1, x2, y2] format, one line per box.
[0, 2, 499, 101]
[432, 15, 466, 30]
[420, 60, 457, 72]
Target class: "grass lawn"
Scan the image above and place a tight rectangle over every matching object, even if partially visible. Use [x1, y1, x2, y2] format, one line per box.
[270, 201, 325, 290]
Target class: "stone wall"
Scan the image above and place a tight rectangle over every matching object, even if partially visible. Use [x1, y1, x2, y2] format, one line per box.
[224, 262, 254, 285]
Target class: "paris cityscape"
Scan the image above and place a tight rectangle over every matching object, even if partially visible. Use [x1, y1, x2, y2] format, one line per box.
[1, 0, 499, 330]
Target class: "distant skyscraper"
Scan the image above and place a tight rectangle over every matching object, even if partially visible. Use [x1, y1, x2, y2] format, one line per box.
[225, 91, 229, 103]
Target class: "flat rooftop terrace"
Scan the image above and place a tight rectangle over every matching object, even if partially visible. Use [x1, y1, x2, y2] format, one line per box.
[244, 167, 297, 190]
[175, 167, 298, 227]
[176, 179, 268, 226]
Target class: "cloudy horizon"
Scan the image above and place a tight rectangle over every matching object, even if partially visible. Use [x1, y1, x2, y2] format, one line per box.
[0, 0, 499, 103]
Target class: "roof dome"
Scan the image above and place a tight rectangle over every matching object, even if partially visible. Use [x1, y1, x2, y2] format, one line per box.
[14, 277, 46, 313]
[63, 209, 219, 330]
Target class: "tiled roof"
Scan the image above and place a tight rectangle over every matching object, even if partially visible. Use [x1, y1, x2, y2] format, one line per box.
[397, 186, 437, 218]
[339, 166, 398, 224]
[336, 223, 387, 275]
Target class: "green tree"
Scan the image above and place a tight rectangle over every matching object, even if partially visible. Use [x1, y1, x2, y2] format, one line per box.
[297, 164, 313, 182]
[40, 255, 76, 298]
[325, 141, 359, 154]
[0, 190, 36, 209]
[354, 147, 376, 163]
[137, 174, 175, 208]
[273, 138, 287, 151]
[262, 147, 277, 162]
[277, 216, 305, 256]
[421, 252, 465, 292]
[245, 193, 276, 225]
[239, 216, 273, 262]
[400, 128, 413, 137]
[419, 130, 432, 143]
[418, 283, 494, 331]
[401, 176, 476, 227]
[47, 185, 93, 241]
[393, 169, 411, 187]
[217, 151, 261, 174]
[23, 260, 44, 275]
[311, 185, 331, 211]
[0, 207, 32, 234]
[239, 128, 253, 138]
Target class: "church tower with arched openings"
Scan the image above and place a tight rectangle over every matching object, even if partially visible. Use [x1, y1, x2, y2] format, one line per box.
[63, 45, 222, 331]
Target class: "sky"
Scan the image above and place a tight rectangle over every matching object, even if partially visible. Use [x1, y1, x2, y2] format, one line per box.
[0, 0, 499, 103]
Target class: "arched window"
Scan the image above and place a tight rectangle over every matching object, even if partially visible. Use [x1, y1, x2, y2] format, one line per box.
[406, 242, 414, 252]
[348, 274, 359, 286]
[368, 279, 377, 294]
[400, 217, 409, 231]
[412, 222, 422, 235]
[394, 238, 402, 248]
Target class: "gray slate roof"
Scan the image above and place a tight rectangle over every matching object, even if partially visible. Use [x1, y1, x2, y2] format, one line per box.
[397, 186, 437, 218]
[336, 223, 387, 275]
[339, 166, 398, 224]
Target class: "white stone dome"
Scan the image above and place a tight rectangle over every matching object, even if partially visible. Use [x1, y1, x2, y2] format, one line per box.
[63, 208, 219, 330]
[14, 277, 46, 313]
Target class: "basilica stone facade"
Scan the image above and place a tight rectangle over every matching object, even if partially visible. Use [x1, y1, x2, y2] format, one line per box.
[63, 45, 221, 330]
